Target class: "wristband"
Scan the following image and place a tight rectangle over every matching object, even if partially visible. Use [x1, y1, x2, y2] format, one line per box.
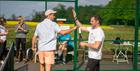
[74, 17, 78, 21]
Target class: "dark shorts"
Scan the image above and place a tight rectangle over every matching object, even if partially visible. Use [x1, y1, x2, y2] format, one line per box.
[86, 58, 100, 71]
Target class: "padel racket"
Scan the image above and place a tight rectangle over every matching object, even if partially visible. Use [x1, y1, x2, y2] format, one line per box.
[26, 48, 35, 61]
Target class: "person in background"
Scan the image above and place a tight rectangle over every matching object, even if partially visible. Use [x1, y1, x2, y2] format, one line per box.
[32, 9, 77, 71]
[56, 19, 74, 64]
[15, 16, 29, 62]
[57, 33, 74, 64]
[113, 37, 121, 44]
[0, 17, 8, 64]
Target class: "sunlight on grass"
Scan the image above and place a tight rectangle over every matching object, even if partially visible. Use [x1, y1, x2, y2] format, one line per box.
[59, 23, 114, 29]
[7, 21, 38, 27]
[5, 21, 140, 53]
[7, 21, 113, 29]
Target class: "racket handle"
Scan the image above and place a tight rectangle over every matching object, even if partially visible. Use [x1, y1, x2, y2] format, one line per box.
[79, 28, 81, 34]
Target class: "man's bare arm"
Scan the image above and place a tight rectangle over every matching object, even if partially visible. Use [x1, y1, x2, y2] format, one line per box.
[59, 26, 77, 35]
[75, 20, 89, 32]
[32, 35, 37, 51]
[80, 41, 102, 49]
[72, 9, 88, 32]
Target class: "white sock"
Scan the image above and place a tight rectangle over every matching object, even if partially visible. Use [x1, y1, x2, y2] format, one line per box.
[58, 50, 62, 57]
[63, 55, 66, 62]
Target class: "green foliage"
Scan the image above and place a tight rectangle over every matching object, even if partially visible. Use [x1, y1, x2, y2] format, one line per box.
[11, 14, 16, 20]
[32, 10, 45, 22]
[77, 5, 102, 23]
[98, 0, 136, 25]
[31, 0, 140, 26]
[53, 4, 68, 18]
[31, 4, 102, 23]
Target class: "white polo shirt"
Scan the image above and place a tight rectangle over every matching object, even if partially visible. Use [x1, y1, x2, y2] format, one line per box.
[0, 25, 6, 42]
[34, 19, 61, 51]
[87, 27, 105, 60]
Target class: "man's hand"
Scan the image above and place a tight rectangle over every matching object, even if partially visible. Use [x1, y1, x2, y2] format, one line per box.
[72, 9, 84, 28]
[72, 26, 78, 30]
[32, 47, 36, 52]
[80, 42, 87, 47]
[72, 8, 77, 20]
[18, 26, 25, 31]
[18, 26, 23, 30]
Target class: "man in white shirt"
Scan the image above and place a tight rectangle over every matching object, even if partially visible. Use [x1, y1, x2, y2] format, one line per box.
[72, 10, 105, 71]
[32, 10, 77, 71]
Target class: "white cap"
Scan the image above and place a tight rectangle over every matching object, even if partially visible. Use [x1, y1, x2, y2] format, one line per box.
[56, 18, 67, 21]
[45, 9, 57, 16]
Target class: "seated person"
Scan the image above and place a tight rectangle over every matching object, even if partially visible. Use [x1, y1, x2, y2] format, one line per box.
[57, 34, 74, 64]
[113, 37, 122, 44]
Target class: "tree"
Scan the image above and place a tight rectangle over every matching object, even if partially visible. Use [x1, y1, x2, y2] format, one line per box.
[11, 14, 16, 20]
[53, 4, 102, 24]
[78, 5, 102, 23]
[32, 10, 45, 22]
[53, 4, 67, 18]
[98, 0, 136, 25]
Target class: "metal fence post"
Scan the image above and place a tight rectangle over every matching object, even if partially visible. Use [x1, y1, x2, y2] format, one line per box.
[73, 0, 78, 71]
[133, 0, 139, 70]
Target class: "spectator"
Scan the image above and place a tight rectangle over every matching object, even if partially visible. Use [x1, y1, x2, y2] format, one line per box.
[57, 33, 74, 64]
[15, 16, 29, 62]
[0, 17, 8, 64]
[113, 37, 121, 44]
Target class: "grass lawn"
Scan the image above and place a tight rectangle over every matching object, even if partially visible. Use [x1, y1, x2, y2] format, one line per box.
[5, 21, 140, 53]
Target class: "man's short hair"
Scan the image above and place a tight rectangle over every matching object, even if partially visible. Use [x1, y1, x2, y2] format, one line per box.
[17, 16, 24, 20]
[92, 15, 102, 25]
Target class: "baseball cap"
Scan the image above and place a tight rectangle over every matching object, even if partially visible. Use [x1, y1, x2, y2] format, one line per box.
[45, 9, 57, 16]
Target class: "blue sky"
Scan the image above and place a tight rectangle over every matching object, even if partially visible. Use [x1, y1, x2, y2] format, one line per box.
[0, 0, 111, 19]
